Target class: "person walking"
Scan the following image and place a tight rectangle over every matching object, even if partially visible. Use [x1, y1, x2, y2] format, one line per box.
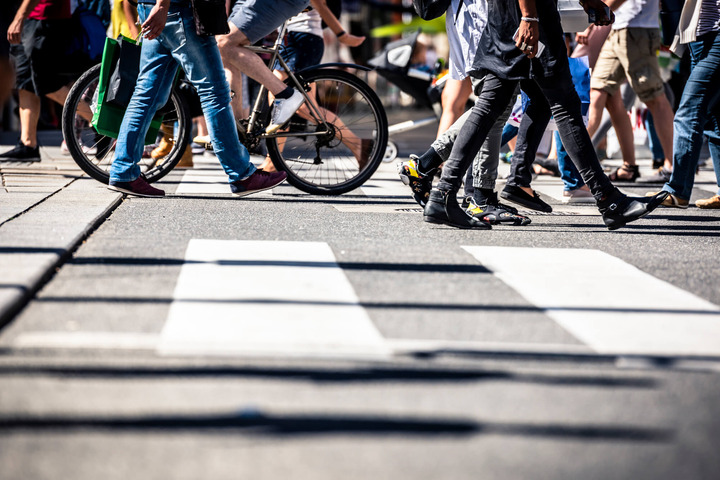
[585, 0, 676, 184]
[107, 0, 286, 197]
[423, 0, 668, 230]
[1, 0, 103, 163]
[646, 0, 720, 208]
[398, 0, 532, 227]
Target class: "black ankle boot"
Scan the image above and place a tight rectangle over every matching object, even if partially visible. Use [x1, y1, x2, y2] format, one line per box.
[598, 189, 668, 231]
[424, 189, 491, 230]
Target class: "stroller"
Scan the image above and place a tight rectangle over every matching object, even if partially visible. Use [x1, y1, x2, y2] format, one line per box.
[368, 30, 449, 162]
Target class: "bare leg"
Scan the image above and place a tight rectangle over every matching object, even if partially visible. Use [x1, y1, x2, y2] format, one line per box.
[436, 77, 472, 137]
[260, 71, 367, 172]
[217, 24, 292, 120]
[47, 85, 93, 122]
[586, 88, 607, 140]
[18, 89, 41, 148]
[605, 88, 636, 167]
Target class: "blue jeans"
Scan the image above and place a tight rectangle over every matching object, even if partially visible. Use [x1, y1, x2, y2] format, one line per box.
[644, 112, 665, 161]
[110, 3, 254, 184]
[556, 103, 590, 191]
[556, 131, 584, 191]
[663, 31, 720, 199]
[501, 124, 518, 146]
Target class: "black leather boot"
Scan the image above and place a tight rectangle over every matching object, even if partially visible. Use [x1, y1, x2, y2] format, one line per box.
[424, 189, 492, 230]
[598, 189, 668, 231]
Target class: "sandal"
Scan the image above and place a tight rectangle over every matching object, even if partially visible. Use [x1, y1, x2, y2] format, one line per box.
[608, 164, 640, 182]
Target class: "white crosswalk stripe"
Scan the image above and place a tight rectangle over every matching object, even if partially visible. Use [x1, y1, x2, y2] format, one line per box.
[157, 239, 390, 358]
[12, 240, 720, 361]
[463, 246, 720, 356]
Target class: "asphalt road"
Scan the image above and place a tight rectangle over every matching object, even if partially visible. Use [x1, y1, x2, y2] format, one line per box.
[1, 135, 720, 479]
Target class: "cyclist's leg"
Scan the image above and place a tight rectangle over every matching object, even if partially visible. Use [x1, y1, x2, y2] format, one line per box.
[217, 0, 309, 118]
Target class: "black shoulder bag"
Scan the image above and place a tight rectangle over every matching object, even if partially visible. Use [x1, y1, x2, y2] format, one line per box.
[190, 0, 230, 36]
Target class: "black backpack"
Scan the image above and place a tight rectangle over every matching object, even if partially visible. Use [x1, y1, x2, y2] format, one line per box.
[412, 0, 452, 20]
[412, 0, 464, 21]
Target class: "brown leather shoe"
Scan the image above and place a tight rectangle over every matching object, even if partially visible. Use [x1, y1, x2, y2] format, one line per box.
[696, 195, 720, 209]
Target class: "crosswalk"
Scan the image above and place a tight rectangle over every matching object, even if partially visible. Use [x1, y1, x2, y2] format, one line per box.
[6, 151, 720, 361]
[11, 238, 720, 361]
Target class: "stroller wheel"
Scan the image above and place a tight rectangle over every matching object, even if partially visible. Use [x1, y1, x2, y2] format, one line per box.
[383, 141, 398, 163]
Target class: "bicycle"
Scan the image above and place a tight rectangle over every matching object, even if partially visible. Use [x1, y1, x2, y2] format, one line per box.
[62, 21, 388, 195]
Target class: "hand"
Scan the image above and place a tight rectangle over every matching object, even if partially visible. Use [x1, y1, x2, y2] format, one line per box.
[575, 25, 594, 45]
[515, 20, 539, 59]
[580, 0, 614, 26]
[338, 33, 365, 48]
[7, 16, 24, 44]
[141, 3, 168, 40]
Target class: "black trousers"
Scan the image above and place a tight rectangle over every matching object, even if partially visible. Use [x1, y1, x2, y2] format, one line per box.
[437, 72, 614, 201]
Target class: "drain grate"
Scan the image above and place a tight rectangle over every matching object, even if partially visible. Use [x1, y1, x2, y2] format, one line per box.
[394, 207, 424, 213]
[518, 210, 580, 216]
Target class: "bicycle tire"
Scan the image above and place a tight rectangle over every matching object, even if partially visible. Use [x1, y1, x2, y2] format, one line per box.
[266, 68, 388, 195]
[62, 64, 191, 185]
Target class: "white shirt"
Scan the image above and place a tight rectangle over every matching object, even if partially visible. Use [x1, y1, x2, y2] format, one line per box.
[446, 0, 487, 80]
[613, 0, 659, 30]
[286, 9, 323, 37]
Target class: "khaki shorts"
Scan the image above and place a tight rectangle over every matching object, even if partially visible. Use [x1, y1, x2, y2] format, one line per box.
[591, 27, 664, 102]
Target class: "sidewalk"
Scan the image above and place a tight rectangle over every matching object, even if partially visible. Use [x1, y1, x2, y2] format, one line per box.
[0, 131, 122, 327]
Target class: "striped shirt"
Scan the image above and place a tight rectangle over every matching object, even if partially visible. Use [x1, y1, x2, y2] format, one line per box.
[697, 0, 720, 36]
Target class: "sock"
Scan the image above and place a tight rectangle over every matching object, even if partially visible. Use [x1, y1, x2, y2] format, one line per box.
[473, 188, 494, 206]
[416, 148, 442, 177]
[274, 86, 294, 100]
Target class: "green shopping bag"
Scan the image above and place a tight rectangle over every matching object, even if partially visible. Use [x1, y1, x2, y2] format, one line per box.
[91, 36, 162, 143]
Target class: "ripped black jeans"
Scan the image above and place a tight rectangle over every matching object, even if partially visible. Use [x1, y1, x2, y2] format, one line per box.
[437, 72, 613, 201]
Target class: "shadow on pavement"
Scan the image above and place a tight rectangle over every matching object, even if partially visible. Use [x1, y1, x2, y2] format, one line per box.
[0, 363, 659, 388]
[0, 411, 674, 442]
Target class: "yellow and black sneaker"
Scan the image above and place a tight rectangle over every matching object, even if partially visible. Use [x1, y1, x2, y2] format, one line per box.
[397, 155, 433, 206]
[464, 194, 531, 226]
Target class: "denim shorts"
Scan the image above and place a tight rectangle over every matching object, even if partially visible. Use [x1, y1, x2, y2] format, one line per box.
[229, 0, 310, 44]
[11, 17, 92, 95]
[274, 31, 324, 72]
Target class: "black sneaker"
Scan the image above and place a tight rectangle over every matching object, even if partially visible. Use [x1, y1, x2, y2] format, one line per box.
[500, 184, 552, 213]
[0, 142, 41, 162]
[598, 189, 668, 231]
[465, 194, 531, 226]
[424, 189, 492, 230]
[397, 155, 433, 206]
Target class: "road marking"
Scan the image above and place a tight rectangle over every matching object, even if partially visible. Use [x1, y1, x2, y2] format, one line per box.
[174, 156, 231, 195]
[13, 332, 159, 350]
[463, 246, 720, 356]
[157, 240, 390, 358]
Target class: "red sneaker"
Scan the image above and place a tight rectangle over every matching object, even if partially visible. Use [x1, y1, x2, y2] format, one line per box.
[108, 177, 165, 197]
[230, 169, 287, 197]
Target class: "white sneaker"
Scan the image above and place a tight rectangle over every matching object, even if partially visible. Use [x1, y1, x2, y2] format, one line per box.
[266, 89, 305, 134]
[562, 186, 595, 204]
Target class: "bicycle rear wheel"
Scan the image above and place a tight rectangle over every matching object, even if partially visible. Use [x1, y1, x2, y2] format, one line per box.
[266, 68, 388, 195]
[62, 64, 191, 184]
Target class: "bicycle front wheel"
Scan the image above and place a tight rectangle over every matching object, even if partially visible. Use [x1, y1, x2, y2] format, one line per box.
[62, 64, 191, 184]
[266, 68, 388, 195]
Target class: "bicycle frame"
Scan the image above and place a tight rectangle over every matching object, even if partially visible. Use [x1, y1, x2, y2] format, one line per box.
[242, 21, 333, 140]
